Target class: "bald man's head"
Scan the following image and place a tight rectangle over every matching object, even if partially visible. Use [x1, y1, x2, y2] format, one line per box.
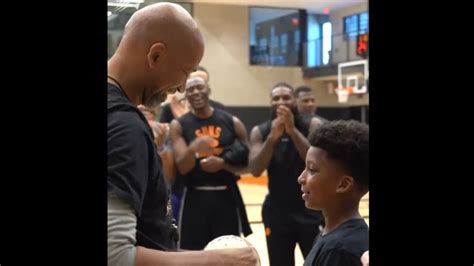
[122, 3, 199, 47]
[112, 2, 204, 109]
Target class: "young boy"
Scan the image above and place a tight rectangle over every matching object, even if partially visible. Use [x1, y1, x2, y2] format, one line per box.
[298, 120, 369, 266]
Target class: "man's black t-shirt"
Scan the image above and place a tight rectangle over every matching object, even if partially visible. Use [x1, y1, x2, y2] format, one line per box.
[160, 99, 227, 196]
[304, 219, 369, 266]
[176, 108, 237, 187]
[107, 84, 176, 251]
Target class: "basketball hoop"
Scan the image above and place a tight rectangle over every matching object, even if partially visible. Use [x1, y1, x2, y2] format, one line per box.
[335, 87, 352, 103]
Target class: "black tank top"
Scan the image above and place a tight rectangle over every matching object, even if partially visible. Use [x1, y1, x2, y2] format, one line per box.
[258, 115, 310, 208]
[177, 108, 238, 187]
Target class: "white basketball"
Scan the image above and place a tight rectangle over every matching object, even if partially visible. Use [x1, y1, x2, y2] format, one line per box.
[204, 235, 260, 266]
[204, 235, 251, 250]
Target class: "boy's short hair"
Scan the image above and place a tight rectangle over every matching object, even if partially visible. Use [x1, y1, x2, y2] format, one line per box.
[308, 120, 369, 188]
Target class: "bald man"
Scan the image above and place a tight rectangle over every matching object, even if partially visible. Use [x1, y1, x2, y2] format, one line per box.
[107, 3, 259, 266]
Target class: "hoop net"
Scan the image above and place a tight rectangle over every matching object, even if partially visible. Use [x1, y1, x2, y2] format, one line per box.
[335, 87, 353, 103]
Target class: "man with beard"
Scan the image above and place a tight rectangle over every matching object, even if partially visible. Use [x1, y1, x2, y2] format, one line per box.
[107, 3, 258, 265]
[169, 76, 252, 250]
[248, 82, 325, 266]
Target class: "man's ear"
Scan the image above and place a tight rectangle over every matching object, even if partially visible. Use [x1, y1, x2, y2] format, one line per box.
[147, 42, 167, 68]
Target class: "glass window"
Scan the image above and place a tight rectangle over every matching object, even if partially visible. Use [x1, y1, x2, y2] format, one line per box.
[344, 11, 369, 40]
[344, 14, 358, 40]
[322, 22, 332, 65]
[249, 7, 304, 66]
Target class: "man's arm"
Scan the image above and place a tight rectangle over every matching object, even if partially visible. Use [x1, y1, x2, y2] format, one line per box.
[108, 194, 259, 266]
[108, 194, 137, 266]
[169, 96, 190, 118]
[289, 117, 322, 161]
[136, 245, 258, 266]
[248, 124, 278, 177]
[169, 119, 213, 175]
[278, 106, 313, 161]
[286, 127, 310, 161]
[308, 117, 322, 137]
[286, 117, 321, 160]
[226, 116, 250, 174]
[200, 117, 249, 175]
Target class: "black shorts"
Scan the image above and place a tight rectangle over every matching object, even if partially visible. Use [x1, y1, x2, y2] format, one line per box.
[262, 194, 324, 266]
[178, 187, 241, 250]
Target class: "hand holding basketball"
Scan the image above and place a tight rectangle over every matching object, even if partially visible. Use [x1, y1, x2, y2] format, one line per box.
[205, 235, 260, 266]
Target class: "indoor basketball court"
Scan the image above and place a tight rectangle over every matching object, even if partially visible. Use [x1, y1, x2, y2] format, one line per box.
[107, 1, 370, 265]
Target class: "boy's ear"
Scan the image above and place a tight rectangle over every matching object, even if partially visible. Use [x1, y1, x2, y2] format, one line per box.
[336, 175, 354, 193]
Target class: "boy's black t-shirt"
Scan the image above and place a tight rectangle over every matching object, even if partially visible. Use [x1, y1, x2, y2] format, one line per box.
[304, 218, 369, 266]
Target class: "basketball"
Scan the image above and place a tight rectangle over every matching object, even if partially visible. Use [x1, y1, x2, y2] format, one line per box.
[205, 235, 260, 266]
[205, 235, 252, 250]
